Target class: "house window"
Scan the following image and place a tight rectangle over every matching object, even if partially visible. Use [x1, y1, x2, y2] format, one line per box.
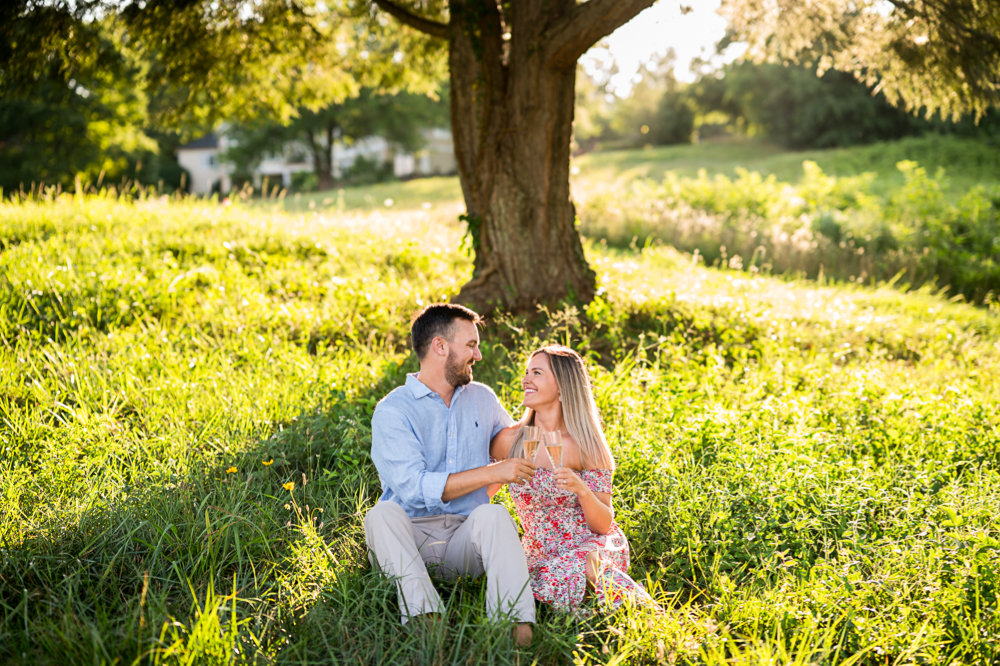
[207, 154, 218, 168]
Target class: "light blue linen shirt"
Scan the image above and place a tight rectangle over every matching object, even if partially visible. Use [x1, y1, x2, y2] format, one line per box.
[371, 373, 514, 517]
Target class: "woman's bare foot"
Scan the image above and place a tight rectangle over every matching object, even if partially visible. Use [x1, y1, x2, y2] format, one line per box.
[513, 623, 533, 646]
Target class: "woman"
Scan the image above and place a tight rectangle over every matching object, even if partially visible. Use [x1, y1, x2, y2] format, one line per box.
[489, 345, 657, 614]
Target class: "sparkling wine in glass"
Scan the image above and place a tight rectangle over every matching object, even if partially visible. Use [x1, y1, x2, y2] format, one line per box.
[542, 430, 563, 468]
[523, 426, 540, 462]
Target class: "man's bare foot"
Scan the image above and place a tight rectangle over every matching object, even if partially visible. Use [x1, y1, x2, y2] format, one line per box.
[513, 623, 533, 647]
[409, 613, 445, 635]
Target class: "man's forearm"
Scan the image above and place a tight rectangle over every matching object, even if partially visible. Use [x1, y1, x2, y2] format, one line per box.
[441, 465, 496, 502]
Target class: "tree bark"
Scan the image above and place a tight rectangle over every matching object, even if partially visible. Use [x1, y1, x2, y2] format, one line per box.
[445, 0, 585, 312]
[306, 127, 336, 191]
[373, 0, 656, 312]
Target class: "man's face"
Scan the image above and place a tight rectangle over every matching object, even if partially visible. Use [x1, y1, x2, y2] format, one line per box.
[443, 319, 482, 387]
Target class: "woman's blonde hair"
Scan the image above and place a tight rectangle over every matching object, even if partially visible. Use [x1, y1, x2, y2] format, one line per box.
[508, 345, 615, 470]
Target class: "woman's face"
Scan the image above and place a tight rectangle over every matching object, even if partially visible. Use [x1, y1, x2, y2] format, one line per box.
[522, 353, 560, 409]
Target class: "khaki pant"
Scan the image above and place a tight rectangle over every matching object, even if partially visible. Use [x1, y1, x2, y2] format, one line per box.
[364, 502, 536, 625]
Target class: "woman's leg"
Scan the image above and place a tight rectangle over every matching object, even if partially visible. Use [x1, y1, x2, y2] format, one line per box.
[582, 550, 602, 600]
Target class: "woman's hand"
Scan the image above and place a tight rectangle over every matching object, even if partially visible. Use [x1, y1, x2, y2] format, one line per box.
[552, 467, 589, 496]
[553, 468, 614, 534]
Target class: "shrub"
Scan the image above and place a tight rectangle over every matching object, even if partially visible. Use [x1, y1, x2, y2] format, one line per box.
[291, 170, 318, 192]
[577, 159, 1000, 302]
[341, 156, 394, 186]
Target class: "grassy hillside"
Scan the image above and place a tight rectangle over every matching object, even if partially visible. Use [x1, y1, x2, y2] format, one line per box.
[2, 192, 999, 664]
[572, 135, 1000, 196]
[569, 137, 1000, 303]
[283, 176, 464, 213]
[257, 134, 1000, 216]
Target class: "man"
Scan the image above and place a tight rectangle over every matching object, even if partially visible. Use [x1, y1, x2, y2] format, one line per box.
[364, 303, 537, 645]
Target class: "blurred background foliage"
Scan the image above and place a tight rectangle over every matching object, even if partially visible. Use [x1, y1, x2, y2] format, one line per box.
[0, 0, 448, 195]
[574, 52, 1000, 155]
[224, 87, 450, 191]
[3, 0, 998, 195]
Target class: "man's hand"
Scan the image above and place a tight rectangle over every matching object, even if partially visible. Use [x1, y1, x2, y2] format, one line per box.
[490, 457, 536, 486]
[442, 458, 535, 502]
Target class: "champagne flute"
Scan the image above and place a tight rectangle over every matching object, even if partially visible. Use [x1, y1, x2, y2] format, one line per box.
[542, 430, 563, 469]
[522, 426, 540, 463]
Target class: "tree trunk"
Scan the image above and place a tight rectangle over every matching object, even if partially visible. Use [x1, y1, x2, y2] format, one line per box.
[372, 0, 656, 312]
[448, 0, 594, 313]
[306, 127, 336, 191]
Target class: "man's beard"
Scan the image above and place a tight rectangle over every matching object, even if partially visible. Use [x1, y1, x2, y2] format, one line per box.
[445, 349, 473, 387]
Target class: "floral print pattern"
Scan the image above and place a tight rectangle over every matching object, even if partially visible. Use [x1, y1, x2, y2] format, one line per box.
[508, 466, 657, 614]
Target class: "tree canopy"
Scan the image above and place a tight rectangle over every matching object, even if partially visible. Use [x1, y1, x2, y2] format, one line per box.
[719, 0, 1000, 121]
[0, 17, 160, 190]
[1, 0, 447, 190]
[2, 0, 447, 127]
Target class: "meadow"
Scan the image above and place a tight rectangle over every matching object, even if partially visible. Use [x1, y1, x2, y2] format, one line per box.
[278, 136, 1000, 303]
[2, 139, 1000, 665]
[572, 135, 1000, 304]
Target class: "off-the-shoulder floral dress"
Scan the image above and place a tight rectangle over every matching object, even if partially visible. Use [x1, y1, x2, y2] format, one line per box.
[508, 466, 657, 613]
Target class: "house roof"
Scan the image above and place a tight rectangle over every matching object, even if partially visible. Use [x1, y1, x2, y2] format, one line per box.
[177, 134, 219, 150]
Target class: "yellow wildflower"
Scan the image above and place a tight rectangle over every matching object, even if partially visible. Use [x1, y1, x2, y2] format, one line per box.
[262, 459, 274, 466]
[226, 466, 237, 474]
[283, 481, 295, 491]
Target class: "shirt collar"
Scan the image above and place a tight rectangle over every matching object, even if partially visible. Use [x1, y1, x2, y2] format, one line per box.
[405, 373, 466, 401]
[405, 373, 433, 399]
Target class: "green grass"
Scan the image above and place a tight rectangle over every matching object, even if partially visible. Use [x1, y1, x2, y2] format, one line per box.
[572, 134, 1000, 196]
[277, 176, 464, 213]
[247, 135, 1000, 217]
[573, 138, 1000, 304]
[3, 190, 999, 664]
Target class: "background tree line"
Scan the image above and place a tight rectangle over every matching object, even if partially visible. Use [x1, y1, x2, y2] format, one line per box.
[4, 2, 998, 195]
[0, 36, 450, 196]
[0, 0, 449, 195]
[224, 87, 449, 192]
[576, 54, 1000, 154]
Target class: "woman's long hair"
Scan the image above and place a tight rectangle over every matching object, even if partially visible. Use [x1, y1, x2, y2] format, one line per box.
[508, 345, 615, 470]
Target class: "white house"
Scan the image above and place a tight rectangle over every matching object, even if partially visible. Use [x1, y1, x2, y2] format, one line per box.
[176, 129, 457, 195]
[392, 128, 456, 180]
[174, 134, 226, 195]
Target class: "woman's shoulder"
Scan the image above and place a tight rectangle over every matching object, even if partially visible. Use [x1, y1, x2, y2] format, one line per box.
[578, 467, 613, 477]
[490, 424, 520, 459]
[578, 467, 614, 492]
[494, 424, 520, 443]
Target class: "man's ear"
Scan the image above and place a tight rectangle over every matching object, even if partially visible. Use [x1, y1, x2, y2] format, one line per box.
[431, 336, 449, 358]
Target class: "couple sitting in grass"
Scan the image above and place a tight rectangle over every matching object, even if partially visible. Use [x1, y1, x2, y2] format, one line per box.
[364, 303, 657, 645]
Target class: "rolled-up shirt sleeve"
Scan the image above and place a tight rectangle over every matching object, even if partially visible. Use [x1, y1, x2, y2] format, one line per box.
[371, 405, 451, 513]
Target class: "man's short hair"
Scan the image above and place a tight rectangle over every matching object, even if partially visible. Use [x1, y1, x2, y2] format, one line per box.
[410, 303, 481, 360]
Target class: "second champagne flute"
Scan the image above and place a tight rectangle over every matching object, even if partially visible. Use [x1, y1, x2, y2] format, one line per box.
[523, 426, 540, 463]
[542, 430, 563, 468]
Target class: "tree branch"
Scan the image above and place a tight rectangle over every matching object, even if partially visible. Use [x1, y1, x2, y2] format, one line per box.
[544, 0, 657, 70]
[371, 0, 450, 39]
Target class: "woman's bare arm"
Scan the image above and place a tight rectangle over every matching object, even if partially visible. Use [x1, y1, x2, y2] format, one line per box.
[577, 489, 614, 534]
